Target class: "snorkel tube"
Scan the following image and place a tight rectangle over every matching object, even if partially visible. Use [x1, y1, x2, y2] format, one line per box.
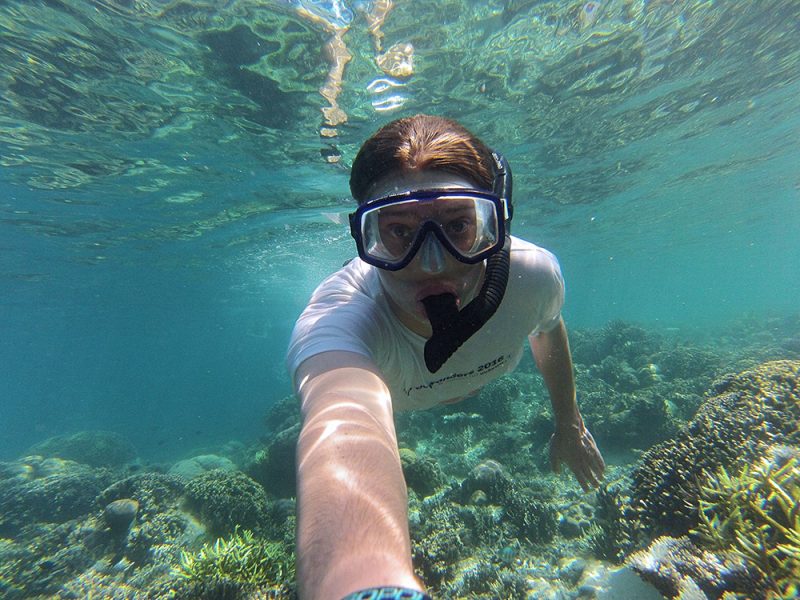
[422, 151, 514, 373]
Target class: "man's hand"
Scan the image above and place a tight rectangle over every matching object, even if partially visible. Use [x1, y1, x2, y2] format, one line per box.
[549, 421, 605, 491]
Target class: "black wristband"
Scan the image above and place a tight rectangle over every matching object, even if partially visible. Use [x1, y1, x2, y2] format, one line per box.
[340, 586, 432, 600]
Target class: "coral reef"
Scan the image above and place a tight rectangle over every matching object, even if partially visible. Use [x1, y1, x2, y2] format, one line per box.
[27, 430, 137, 468]
[3, 318, 797, 598]
[246, 423, 299, 499]
[99, 473, 197, 567]
[399, 448, 447, 497]
[473, 375, 523, 423]
[175, 528, 295, 597]
[628, 535, 755, 600]
[103, 498, 139, 536]
[631, 360, 800, 537]
[0, 456, 115, 536]
[99, 472, 186, 518]
[263, 394, 302, 434]
[446, 558, 532, 599]
[587, 479, 640, 563]
[169, 454, 237, 479]
[692, 446, 800, 599]
[504, 488, 558, 545]
[459, 459, 513, 504]
[184, 470, 271, 538]
[410, 497, 477, 588]
[570, 320, 662, 370]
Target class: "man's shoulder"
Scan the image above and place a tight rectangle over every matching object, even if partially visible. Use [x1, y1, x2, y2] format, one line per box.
[310, 258, 379, 302]
[509, 235, 561, 273]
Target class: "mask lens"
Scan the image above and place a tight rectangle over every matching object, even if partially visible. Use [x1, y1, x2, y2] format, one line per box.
[356, 192, 503, 269]
[361, 198, 420, 263]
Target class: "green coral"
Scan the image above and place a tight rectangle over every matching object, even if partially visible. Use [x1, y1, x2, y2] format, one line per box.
[175, 528, 294, 591]
[693, 447, 800, 599]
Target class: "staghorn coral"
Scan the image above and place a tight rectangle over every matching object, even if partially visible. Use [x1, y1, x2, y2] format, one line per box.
[631, 360, 800, 537]
[174, 528, 295, 596]
[692, 446, 800, 599]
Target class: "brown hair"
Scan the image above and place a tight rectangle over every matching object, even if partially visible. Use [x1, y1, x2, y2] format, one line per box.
[349, 115, 496, 203]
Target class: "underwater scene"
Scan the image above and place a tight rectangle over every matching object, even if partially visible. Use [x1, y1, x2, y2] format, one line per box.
[1, 0, 799, 598]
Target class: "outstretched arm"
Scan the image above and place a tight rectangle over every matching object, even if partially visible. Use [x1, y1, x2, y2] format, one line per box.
[294, 351, 424, 600]
[529, 318, 605, 491]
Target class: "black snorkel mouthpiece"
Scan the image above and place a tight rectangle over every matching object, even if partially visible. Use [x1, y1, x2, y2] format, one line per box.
[422, 150, 514, 374]
[422, 236, 511, 373]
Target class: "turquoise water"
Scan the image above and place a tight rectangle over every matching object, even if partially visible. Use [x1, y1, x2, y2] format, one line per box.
[1, 2, 800, 598]
[1, 1, 798, 458]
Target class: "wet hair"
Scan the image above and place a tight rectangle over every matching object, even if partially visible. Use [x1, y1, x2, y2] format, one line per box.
[349, 114, 496, 203]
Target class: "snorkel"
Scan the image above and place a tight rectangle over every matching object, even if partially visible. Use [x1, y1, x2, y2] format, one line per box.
[421, 151, 513, 373]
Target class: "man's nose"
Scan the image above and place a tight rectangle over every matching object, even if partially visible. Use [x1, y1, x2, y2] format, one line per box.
[416, 232, 446, 274]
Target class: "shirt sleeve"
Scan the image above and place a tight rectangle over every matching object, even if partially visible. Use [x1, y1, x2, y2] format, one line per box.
[285, 266, 377, 384]
[511, 239, 565, 335]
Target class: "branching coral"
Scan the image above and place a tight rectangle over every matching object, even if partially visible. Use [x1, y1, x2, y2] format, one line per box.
[175, 528, 295, 591]
[693, 447, 800, 598]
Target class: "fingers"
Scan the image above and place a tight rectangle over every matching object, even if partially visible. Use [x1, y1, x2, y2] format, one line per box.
[591, 450, 606, 476]
[551, 429, 606, 490]
[571, 460, 602, 492]
[571, 437, 606, 491]
[582, 462, 604, 490]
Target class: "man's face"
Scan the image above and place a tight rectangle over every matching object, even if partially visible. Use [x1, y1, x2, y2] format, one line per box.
[367, 170, 487, 336]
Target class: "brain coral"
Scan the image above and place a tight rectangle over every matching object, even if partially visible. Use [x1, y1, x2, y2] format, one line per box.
[184, 470, 270, 538]
[631, 360, 800, 537]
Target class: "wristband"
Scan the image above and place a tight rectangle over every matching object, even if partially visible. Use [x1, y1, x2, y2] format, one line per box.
[341, 586, 432, 600]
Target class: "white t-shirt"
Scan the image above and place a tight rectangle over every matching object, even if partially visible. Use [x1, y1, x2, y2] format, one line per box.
[286, 236, 564, 411]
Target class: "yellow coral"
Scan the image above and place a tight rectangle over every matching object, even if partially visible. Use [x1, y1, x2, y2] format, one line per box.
[693, 448, 800, 598]
[175, 528, 294, 590]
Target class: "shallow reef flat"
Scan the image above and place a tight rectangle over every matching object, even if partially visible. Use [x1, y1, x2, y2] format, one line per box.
[1, 317, 798, 599]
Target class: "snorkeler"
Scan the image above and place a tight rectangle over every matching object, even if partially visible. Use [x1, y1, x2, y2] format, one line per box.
[287, 115, 605, 600]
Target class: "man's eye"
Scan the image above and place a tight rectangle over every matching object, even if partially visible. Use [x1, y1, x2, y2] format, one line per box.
[388, 224, 412, 238]
[446, 219, 470, 235]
